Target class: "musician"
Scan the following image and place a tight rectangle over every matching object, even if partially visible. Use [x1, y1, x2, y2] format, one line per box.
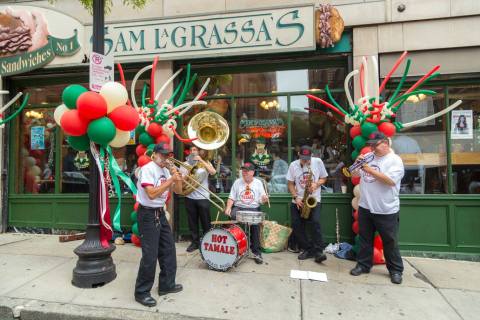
[349, 131, 405, 285]
[134, 143, 183, 307]
[287, 145, 328, 263]
[181, 146, 216, 252]
[225, 162, 269, 264]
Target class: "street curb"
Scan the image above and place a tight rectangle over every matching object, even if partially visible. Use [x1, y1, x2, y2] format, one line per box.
[0, 297, 224, 320]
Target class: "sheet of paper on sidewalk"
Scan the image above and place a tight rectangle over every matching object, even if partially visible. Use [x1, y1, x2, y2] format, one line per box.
[290, 270, 328, 282]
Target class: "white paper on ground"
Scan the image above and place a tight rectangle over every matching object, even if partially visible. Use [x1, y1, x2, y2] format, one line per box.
[290, 269, 328, 282]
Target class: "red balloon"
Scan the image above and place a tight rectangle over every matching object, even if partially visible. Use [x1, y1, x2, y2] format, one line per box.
[155, 134, 171, 145]
[134, 202, 140, 211]
[108, 105, 140, 131]
[373, 248, 385, 264]
[352, 220, 359, 234]
[360, 146, 373, 155]
[135, 144, 147, 157]
[374, 235, 383, 250]
[350, 125, 361, 139]
[60, 110, 90, 136]
[353, 210, 358, 221]
[137, 155, 152, 167]
[131, 234, 141, 247]
[76, 91, 107, 120]
[378, 122, 396, 137]
[146, 122, 163, 138]
[351, 176, 360, 186]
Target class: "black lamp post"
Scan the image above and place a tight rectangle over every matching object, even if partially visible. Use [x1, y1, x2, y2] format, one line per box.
[72, 0, 116, 288]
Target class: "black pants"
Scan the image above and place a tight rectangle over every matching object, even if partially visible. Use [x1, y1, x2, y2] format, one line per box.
[135, 206, 177, 298]
[356, 206, 404, 274]
[231, 206, 261, 256]
[185, 198, 211, 245]
[290, 203, 325, 254]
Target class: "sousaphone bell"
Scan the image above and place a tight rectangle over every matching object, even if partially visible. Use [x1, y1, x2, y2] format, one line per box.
[187, 111, 229, 150]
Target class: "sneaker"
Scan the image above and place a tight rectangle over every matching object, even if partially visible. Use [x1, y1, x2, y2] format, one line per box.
[350, 265, 370, 276]
[390, 272, 402, 284]
[298, 251, 315, 260]
[253, 254, 263, 265]
[158, 284, 183, 296]
[287, 246, 300, 253]
[186, 243, 199, 252]
[314, 252, 327, 263]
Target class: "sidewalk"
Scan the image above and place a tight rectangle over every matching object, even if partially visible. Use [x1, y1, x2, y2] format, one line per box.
[0, 233, 479, 320]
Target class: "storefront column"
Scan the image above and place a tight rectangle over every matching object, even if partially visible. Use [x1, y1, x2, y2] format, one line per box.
[0, 76, 4, 232]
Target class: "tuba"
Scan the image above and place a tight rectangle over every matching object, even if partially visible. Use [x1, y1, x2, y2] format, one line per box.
[300, 165, 318, 219]
[187, 111, 229, 150]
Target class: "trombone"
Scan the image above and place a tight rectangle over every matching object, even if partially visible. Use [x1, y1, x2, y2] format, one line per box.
[166, 157, 226, 213]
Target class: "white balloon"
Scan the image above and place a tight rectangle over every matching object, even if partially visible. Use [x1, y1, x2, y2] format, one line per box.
[25, 156, 36, 167]
[30, 165, 42, 176]
[54, 104, 68, 126]
[353, 185, 361, 198]
[134, 167, 141, 178]
[99, 82, 128, 113]
[351, 197, 359, 211]
[109, 129, 131, 148]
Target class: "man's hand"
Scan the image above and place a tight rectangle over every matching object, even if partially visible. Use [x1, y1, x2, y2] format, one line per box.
[309, 182, 318, 193]
[295, 197, 303, 210]
[193, 155, 202, 162]
[261, 194, 269, 204]
[224, 207, 232, 217]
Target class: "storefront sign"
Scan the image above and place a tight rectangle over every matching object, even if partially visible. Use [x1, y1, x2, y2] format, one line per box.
[89, 52, 114, 92]
[94, 5, 315, 60]
[239, 118, 286, 139]
[0, 7, 80, 76]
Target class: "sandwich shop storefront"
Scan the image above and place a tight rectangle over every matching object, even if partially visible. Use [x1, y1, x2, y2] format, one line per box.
[2, 3, 479, 257]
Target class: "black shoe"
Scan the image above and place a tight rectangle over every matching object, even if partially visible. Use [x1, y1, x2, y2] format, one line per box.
[186, 243, 199, 252]
[253, 254, 263, 265]
[390, 272, 402, 284]
[135, 295, 157, 307]
[314, 253, 327, 263]
[158, 284, 183, 296]
[287, 246, 300, 253]
[298, 251, 315, 260]
[350, 265, 370, 276]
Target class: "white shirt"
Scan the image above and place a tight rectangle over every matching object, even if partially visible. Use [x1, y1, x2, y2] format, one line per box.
[180, 163, 210, 200]
[359, 152, 405, 214]
[286, 158, 328, 202]
[228, 177, 266, 209]
[136, 161, 171, 208]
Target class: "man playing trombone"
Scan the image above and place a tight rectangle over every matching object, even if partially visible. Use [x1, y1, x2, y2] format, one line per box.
[134, 143, 183, 307]
[180, 146, 217, 252]
[225, 162, 269, 264]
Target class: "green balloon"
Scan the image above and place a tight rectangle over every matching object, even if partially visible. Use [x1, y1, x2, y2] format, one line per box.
[361, 122, 377, 138]
[67, 135, 90, 151]
[62, 84, 88, 109]
[136, 125, 146, 135]
[130, 211, 137, 223]
[351, 150, 359, 161]
[132, 222, 139, 236]
[87, 117, 116, 146]
[139, 132, 154, 146]
[352, 135, 367, 150]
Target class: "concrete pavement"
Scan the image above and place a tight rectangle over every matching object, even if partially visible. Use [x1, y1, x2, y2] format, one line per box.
[0, 233, 479, 320]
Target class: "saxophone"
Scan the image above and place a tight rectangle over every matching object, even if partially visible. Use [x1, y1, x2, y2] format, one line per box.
[300, 165, 318, 219]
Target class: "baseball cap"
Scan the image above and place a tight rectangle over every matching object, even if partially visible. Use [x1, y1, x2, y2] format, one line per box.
[241, 162, 255, 171]
[153, 143, 171, 154]
[299, 145, 312, 160]
[366, 131, 388, 145]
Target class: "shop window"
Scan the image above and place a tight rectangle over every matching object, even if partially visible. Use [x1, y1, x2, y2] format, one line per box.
[291, 94, 349, 194]
[448, 85, 480, 194]
[236, 96, 288, 193]
[17, 107, 56, 194]
[194, 67, 346, 96]
[386, 87, 448, 194]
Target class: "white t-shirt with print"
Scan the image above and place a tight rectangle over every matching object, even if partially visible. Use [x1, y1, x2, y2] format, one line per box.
[359, 152, 404, 214]
[180, 163, 210, 200]
[136, 161, 171, 208]
[228, 177, 266, 209]
[286, 158, 328, 202]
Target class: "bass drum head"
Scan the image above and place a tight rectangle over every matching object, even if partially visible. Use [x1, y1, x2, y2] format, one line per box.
[200, 227, 241, 271]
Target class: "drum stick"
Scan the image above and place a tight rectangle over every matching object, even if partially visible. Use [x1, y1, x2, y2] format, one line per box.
[262, 179, 271, 208]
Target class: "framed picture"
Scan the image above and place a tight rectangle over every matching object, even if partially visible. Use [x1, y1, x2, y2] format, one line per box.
[451, 110, 473, 140]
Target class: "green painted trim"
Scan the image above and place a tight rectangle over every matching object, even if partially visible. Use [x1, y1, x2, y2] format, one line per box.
[231, 97, 237, 181]
[402, 250, 480, 262]
[54, 127, 61, 194]
[445, 86, 453, 194]
[287, 95, 292, 163]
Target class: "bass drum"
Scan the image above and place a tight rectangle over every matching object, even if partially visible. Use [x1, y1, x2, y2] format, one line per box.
[200, 224, 247, 271]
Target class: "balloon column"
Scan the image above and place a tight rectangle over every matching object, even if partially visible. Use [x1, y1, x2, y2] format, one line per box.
[121, 58, 209, 247]
[306, 51, 462, 264]
[55, 80, 139, 247]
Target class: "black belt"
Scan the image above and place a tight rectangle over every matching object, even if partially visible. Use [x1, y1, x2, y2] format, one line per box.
[139, 204, 164, 211]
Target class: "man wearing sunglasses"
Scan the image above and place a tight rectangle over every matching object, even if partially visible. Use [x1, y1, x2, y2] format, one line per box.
[350, 131, 405, 285]
[225, 162, 269, 264]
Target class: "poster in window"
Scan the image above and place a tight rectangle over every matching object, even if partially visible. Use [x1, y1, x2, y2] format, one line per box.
[451, 110, 473, 140]
[31, 126, 45, 150]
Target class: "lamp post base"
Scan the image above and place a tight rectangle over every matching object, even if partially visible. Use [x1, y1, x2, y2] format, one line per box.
[72, 224, 116, 288]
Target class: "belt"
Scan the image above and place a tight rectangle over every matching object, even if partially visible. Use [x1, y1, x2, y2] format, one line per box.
[139, 205, 164, 226]
[139, 204, 164, 211]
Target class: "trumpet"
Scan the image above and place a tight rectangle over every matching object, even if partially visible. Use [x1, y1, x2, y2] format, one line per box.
[342, 152, 375, 177]
[166, 157, 226, 213]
